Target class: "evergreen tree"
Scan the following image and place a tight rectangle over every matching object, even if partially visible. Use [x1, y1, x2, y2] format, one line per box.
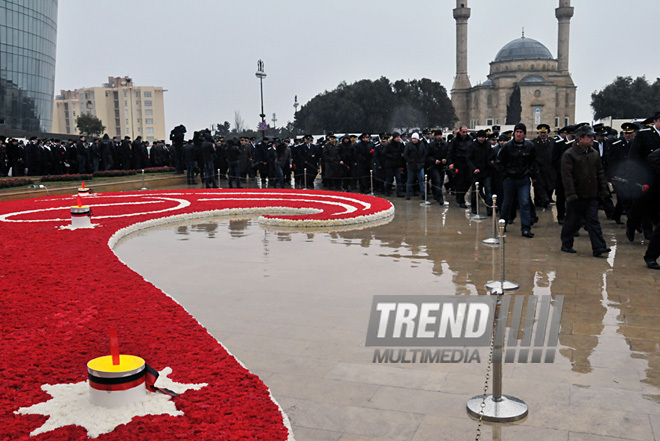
[506, 86, 522, 125]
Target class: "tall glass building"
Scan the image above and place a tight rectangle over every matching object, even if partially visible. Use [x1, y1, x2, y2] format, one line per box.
[0, 0, 58, 132]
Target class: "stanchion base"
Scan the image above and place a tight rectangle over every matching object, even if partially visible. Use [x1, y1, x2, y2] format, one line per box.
[140, 187, 148, 191]
[482, 238, 500, 245]
[420, 201, 433, 206]
[466, 394, 528, 423]
[485, 280, 519, 292]
[471, 214, 487, 221]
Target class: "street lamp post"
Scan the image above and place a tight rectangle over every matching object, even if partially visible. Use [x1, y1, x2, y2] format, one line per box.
[255, 60, 267, 139]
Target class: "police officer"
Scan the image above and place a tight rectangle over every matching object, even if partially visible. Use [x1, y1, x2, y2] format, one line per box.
[533, 124, 555, 209]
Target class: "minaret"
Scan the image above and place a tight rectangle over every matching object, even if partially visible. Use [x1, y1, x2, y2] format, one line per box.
[451, 0, 471, 127]
[555, 0, 573, 73]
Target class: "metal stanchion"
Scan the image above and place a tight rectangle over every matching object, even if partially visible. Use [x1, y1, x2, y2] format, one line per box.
[140, 169, 148, 191]
[483, 194, 500, 245]
[420, 174, 432, 206]
[471, 182, 487, 220]
[369, 170, 374, 196]
[466, 279, 528, 422]
[304, 169, 307, 189]
[217, 169, 222, 189]
[486, 219, 519, 293]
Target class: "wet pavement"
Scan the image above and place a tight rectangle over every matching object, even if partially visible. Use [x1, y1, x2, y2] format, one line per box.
[114, 191, 660, 441]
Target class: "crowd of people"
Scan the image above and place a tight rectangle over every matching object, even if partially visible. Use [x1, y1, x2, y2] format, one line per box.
[2, 113, 659, 269]
[0, 134, 172, 177]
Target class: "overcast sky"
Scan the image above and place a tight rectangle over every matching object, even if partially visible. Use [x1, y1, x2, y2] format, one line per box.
[54, 0, 659, 134]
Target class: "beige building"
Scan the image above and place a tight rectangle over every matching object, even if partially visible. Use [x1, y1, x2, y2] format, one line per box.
[52, 76, 166, 142]
[451, 0, 576, 135]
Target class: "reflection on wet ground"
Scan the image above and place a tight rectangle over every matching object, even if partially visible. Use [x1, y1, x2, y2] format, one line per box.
[114, 197, 660, 441]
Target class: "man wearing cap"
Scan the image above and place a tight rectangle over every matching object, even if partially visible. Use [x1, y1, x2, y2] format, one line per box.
[355, 134, 373, 193]
[323, 134, 341, 190]
[404, 133, 427, 200]
[532, 124, 555, 209]
[593, 124, 615, 219]
[448, 126, 472, 208]
[560, 125, 611, 256]
[467, 130, 493, 215]
[496, 123, 536, 237]
[383, 132, 404, 197]
[626, 111, 660, 242]
[609, 122, 637, 224]
[552, 126, 576, 224]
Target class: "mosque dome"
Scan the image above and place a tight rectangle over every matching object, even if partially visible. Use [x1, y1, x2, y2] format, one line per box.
[520, 74, 547, 83]
[494, 37, 554, 62]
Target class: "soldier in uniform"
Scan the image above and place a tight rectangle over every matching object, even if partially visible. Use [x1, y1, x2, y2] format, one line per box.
[532, 124, 555, 209]
[627, 111, 660, 242]
[593, 123, 615, 219]
[609, 122, 637, 224]
[552, 125, 576, 224]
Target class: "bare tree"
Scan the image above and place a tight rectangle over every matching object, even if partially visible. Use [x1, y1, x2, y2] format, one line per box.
[234, 111, 245, 133]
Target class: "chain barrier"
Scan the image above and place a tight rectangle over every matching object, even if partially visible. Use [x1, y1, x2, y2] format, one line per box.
[474, 304, 499, 441]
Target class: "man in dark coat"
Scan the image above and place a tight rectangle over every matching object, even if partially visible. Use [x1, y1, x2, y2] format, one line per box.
[626, 111, 660, 242]
[448, 126, 472, 208]
[609, 123, 636, 224]
[75, 136, 87, 174]
[552, 126, 576, 224]
[560, 125, 610, 257]
[120, 136, 132, 170]
[404, 133, 426, 200]
[426, 130, 447, 205]
[355, 134, 373, 193]
[467, 130, 493, 215]
[496, 123, 537, 238]
[100, 134, 113, 171]
[532, 124, 555, 209]
[202, 132, 217, 188]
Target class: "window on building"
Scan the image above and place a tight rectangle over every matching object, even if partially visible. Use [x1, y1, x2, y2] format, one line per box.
[486, 119, 493, 126]
[147, 136, 154, 142]
[115, 110, 119, 117]
[565, 117, 570, 126]
[146, 127, 154, 134]
[144, 91, 152, 98]
[135, 91, 140, 98]
[124, 110, 128, 116]
[555, 116, 560, 128]
[116, 128, 121, 136]
[72, 111, 76, 117]
[125, 119, 129, 125]
[146, 118, 153, 124]
[136, 100, 141, 106]
[123, 90, 127, 98]
[145, 109, 153, 116]
[137, 128, 141, 132]
[144, 100, 152, 107]
[136, 110, 141, 116]
[115, 118, 120, 127]
[126, 128, 130, 134]
[124, 100, 128, 107]
[113, 91, 118, 99]
[137, 119, 141, 123]
[495, 119, 499, 124]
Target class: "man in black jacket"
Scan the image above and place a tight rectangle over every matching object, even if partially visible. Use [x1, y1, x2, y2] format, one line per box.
[467, 130, 493, 215]
[426, 130, 448, 205]
[560, 125, 610, 256]
[448, 126, 472, 208]
[496, 123, 536, 237]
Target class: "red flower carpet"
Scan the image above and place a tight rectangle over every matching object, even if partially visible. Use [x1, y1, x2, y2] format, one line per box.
[0, 189, 394, 440]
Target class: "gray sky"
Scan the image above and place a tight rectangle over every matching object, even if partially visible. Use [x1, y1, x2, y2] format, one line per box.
[55, 0, 659, 134]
